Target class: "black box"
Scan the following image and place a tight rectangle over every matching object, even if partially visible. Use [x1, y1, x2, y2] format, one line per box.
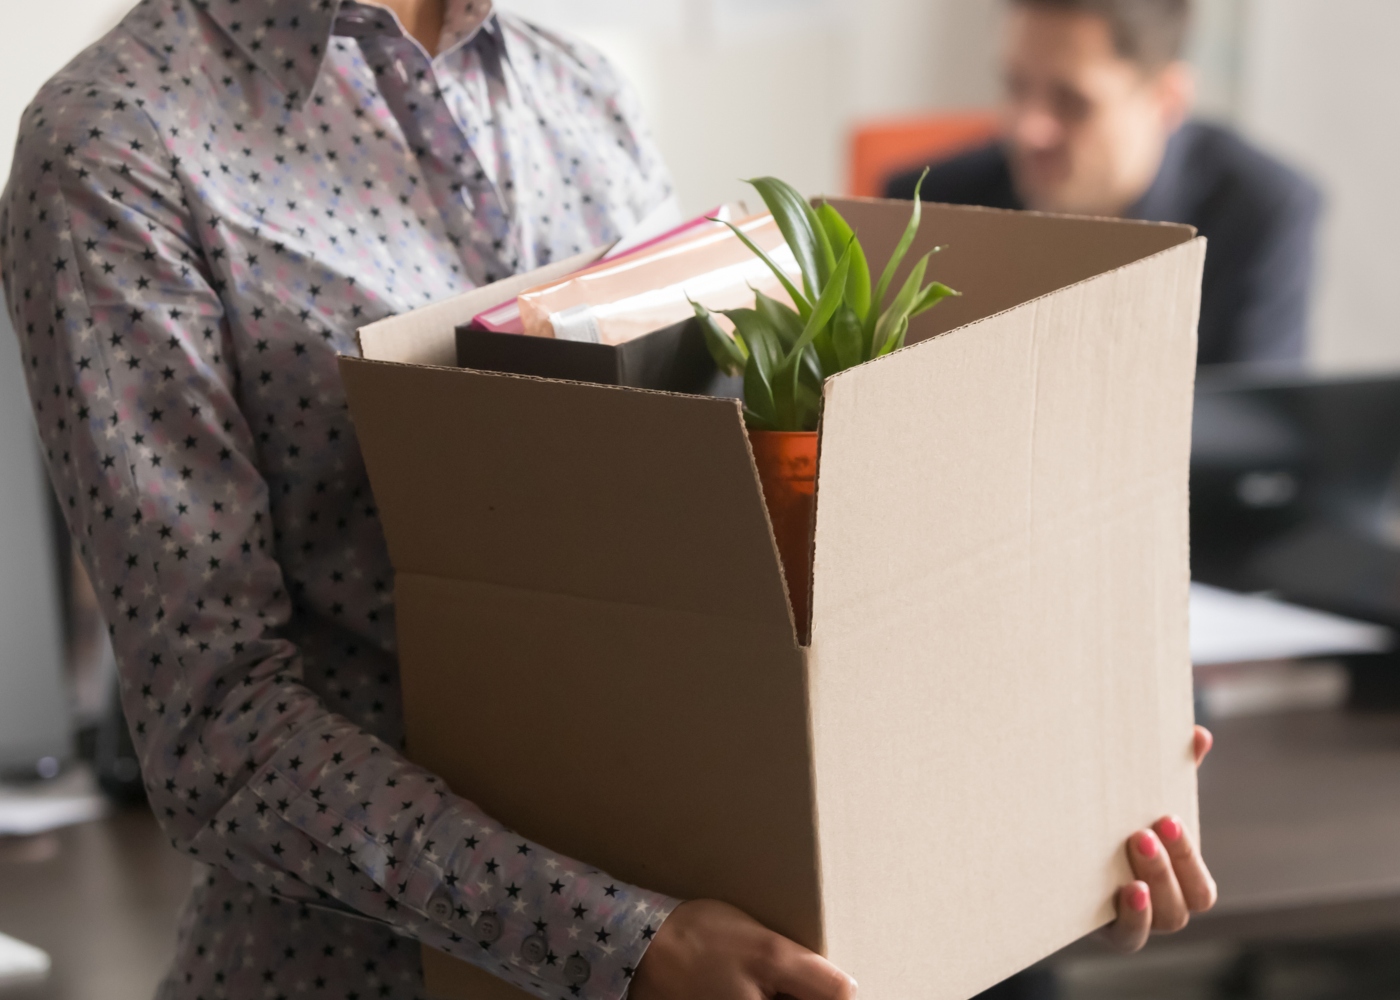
[455, 318, 741, 398]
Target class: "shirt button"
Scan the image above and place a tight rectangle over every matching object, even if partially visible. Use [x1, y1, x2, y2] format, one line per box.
[476, 911, 503, 943]
[563, 955, 591, 986]
[427, 893, 453, 923]
[520, 934, 548, 964]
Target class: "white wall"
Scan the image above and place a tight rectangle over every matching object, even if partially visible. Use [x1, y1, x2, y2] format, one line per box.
[3, 0, 996, 210]
[0, 295, 71, 771]
[0, 2, 134, 185]
[0, 2, 131, 769]
[506, 0, 1003, 212]
[509, 0, 1265, 221]
[1236, 0, 1400, 373]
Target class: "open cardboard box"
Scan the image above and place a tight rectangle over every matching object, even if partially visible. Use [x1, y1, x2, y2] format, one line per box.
[340, 198, 1205, 1000]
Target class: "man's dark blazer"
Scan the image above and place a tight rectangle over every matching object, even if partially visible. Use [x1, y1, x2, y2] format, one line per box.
[885, 121, 1322, 366]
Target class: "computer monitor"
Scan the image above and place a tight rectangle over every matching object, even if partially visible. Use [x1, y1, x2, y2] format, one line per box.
[1192, 367, 1400, 628]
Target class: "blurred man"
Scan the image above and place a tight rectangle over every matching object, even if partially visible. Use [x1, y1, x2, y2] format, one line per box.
[886, 0, 1321, 366]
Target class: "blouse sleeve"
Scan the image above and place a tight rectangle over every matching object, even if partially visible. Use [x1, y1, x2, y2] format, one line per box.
[1, 80, 675, 1000]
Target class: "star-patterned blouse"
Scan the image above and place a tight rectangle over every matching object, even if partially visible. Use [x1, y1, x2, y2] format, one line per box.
[1, 1, 680, 998]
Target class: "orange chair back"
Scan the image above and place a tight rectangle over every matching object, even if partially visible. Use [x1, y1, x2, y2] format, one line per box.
[848, 111, 1001, 198]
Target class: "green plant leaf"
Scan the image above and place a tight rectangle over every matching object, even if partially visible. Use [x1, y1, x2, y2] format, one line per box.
[785, 242, 853, 367]
[816, 202, 871, 320]
[692, 301, 748, 376]
[868, 167, 928, 338]
[877, 314, 910, 357]
[909, 280, 960, 318]
[759, 290, 824, 397]
[752, 287, 804, 349]
[872, 249, 934, 356]
[768, 244, 853, 429]
[797, 343, 824, 393]
[710, 217, 812, 321]
[831, 303, 865, 370]
[811, 322, 838, 377]
[747, 177, 834, 300]
[794, 380, 823, 430]
[723, 307, 785, 384]
[750, 290, 824, 390]
[743, 350, 778, 429]
[773, 362, 799, 430]
[743, 405, 779, 431]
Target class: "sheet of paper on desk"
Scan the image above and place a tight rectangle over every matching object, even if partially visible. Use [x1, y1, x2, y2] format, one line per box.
[0, 932, 50, 987]
[0, 766, 108, 837]
[1190, 582, 1394, 665]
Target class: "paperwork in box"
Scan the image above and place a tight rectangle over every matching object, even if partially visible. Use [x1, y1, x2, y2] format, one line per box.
[516, 214, 798, 345]
[345, 199, 1205, 1000]
[470, 201, 735, 335]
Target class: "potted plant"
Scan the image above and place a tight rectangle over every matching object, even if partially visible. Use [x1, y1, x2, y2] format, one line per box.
[694, 172, 958, 638]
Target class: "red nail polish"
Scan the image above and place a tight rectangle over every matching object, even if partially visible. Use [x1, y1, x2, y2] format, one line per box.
[1136, 833, 1158, 858]
[1159, 817, 1183, 844]
[1130, 884, 1150, 912]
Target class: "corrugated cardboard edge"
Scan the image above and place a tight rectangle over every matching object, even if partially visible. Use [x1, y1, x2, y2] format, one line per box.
[356, 247, 607, 366]
[829, 193, 1202, 229]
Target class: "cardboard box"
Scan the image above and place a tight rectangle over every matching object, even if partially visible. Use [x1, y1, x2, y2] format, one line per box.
[342, 199, 1205, 1000]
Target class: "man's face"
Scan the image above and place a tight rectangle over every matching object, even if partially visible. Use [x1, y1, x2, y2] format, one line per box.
[1000, 6, 1191, 216]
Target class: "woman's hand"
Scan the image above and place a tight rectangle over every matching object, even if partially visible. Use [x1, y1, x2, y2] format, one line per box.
[634, 728, 1216, 987]
[630, 899, 857, 1000]
[1099, 725, 1218, 952]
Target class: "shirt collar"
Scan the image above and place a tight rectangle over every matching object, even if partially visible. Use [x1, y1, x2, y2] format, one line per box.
[1128, 122, 1194, 223]
[438, 0, 495, 54]
[195, 0, 495, 109]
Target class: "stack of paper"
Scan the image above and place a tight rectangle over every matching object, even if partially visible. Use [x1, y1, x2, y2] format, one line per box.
[0, 932, 50, 988]
[1189, 582, 1393, 665]
[0, 764, 108, 836]
[1190, 583, 1394, 718]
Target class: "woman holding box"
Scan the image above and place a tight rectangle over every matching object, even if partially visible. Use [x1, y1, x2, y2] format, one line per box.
[0, 0, 1215, 997]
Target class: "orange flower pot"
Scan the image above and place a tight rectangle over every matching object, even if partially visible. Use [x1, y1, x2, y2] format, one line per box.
[748, 429, 818, 642]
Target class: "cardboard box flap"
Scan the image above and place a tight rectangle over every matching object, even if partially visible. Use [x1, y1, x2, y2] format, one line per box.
[827, 198, 1195, 344]
[339, 358, 794, 629]
[356, 248, 606, 367]
[804, 237, 1206, 998]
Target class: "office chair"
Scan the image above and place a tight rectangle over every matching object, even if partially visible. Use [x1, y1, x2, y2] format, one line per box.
[847, 110, 1000, 198]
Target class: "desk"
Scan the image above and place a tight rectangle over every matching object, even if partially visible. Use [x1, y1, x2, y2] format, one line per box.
[0, 807, 192, 1000]
[1168, 707, 1400, 942]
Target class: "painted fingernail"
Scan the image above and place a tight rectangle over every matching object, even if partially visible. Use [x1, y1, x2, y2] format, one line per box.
[1130, 884, 1150, 912]
[1136, 833, 1158, 858]
[1159, 817, 1183, 843]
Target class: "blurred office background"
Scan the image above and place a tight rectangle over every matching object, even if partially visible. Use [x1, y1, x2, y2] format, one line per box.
[4, 2, 1400, 998]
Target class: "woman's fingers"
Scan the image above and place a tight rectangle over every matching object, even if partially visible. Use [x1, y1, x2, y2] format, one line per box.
[1128, 829, 1191, 932]
[1154, 816, 1218, 912]
[1099, 881, 1152, 953]
[1099, 727, 1217, 954]
[765, 940, 858, 1000]
[1193, 725, 1213, 767]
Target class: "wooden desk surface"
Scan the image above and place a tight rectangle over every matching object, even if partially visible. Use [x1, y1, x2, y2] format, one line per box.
[0, 807, 192, 1000]
[1200, 708, 1400, 914]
